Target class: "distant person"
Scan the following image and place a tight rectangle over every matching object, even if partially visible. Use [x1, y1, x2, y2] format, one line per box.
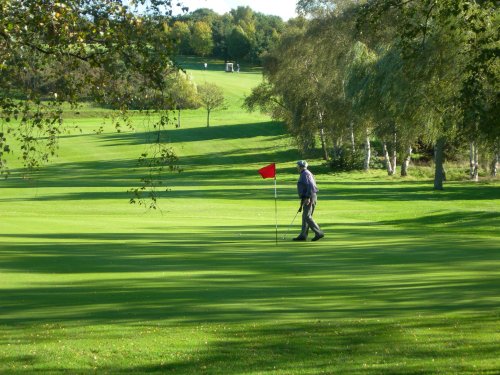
[236, 63, 240, 73]
[293, 160, 324, 241]
[204, 62, 207, 70]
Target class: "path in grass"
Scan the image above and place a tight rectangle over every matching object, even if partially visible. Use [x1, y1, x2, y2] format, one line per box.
[0, 60, 499, 374]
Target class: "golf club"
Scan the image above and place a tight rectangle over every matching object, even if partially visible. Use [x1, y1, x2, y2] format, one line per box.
[282, 208, 301, 240]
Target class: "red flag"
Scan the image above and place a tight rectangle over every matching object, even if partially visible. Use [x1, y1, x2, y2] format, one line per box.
[258, 163, 276, 179]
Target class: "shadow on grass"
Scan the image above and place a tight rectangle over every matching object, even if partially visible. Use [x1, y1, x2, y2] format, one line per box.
[2, 316, 498, 374]
[377, 210, 499, 229]
[1, 218, 499, 373]
[1, 169, 498, 203]
[99, 121, 286, 146]
[1, 219, 498, 326]
[120, 317, 499, 375]
[318, 182, 500, 202]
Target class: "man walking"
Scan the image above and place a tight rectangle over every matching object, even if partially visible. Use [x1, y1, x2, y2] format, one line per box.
[293, 160, 325, 242]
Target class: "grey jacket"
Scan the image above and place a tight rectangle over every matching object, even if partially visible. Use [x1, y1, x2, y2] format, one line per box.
[297, 169, 319, 199]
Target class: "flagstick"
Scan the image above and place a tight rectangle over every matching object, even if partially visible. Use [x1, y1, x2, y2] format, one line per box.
[274, 176, 278, 245]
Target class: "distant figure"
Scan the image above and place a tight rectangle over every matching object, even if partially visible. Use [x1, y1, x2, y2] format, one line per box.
[204, 62, 207, 70]
[236, 63, 240, 73]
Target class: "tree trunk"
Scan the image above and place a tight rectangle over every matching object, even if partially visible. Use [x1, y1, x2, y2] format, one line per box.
[317, 109, 328, 161]
[472, 143, 479, 181]
[319, 128, 328, 161]
[391, 149, 397, 176]
[490, 140, 498, 177]
[390, 131, 397, 175]
[206, 109, 210, 127]
[469, 142, 475, 178]
[383, 142, 393, 175]
[401, 146, 412, 177]
[491, 153, 498, 177]
[350, 122, 355, 152]
[177, 108, 181, 128]
[363, 131, 371, 171]
[470, 141, 479, 181]
[434, 137, 446, 190]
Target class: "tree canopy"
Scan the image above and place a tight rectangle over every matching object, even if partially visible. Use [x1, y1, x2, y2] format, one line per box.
[171, 6, 285, 63]
[0, 0, 180, 176]
[246, 0, 499, 187]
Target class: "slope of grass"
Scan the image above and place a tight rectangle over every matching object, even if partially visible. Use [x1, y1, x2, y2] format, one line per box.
[0, 60, 499, 374]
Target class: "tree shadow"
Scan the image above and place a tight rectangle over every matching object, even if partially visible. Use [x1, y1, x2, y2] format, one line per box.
[317, 182, 500, 202]
[2, 166, 498, 203]
[377, 210, 499, 233]
[1, 218, 498, 327]
[1, 215, 498, 373]
[121, 317, 498, 374]
[99, 121, 286, 146]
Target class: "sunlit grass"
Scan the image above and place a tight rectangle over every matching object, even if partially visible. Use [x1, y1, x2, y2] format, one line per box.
[0, 59, 499, 374]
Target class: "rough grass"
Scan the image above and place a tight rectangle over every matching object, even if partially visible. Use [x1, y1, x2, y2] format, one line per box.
[0, 59, 499, 374]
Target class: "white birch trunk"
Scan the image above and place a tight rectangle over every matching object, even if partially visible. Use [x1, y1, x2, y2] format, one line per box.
[390, 131, 397, 175]
[491, 153, 498, 177]
[350, 122, 355, 152]
[363, 131, 371, 171]
[391, 149, 397, 176]
[317, 108, 328, 161]
[383, 142, 393, 175]
[472, 144, 479, 181]
[401, 146, 412, 177]
[469, 142, 475, 178]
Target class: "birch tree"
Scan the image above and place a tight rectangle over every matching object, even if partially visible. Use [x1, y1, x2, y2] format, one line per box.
[167, 72, 200, 128]
[198, 82, 226, 127]
[361, 0, 499, 188]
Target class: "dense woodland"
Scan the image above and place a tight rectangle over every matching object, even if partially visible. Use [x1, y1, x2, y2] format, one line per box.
[0, 0, 498, 191]
[171, 6, 286, 63]
[245, 0, 499, 188]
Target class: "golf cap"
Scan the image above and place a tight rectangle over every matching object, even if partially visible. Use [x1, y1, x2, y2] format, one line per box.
[297, 160, 308, 168]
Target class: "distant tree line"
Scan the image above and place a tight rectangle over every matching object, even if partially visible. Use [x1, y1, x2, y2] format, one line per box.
[170, 6, 286, 63]
[245, 0, 499, 189]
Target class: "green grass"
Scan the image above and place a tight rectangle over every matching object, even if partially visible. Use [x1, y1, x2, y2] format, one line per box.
[1, 60, 499, 374]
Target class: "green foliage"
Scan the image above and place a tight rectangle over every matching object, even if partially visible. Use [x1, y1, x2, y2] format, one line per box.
[190, 21, 214, 57]
[329, 142, 383, 172]
[0, 0, 178, 176]
[171, 6, 286, 63]
[227, 26, 252, 61]
[197, 82, 227, 127]
[129, 143, 181, 210]
[243, 82, 280, 114]
[167, 71, 200, 110]
[328, 147, 365, 171]
[248, 0, 499, 187]
[171, 20, 192, 55]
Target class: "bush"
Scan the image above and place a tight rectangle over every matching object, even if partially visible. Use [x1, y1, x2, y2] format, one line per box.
[329, 147, 364, 171]
[328, 147, 384, 172]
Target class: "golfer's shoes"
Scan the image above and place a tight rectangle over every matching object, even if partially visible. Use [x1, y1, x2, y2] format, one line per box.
[311, 233, 324, 242]
[292, 236, 307, 241]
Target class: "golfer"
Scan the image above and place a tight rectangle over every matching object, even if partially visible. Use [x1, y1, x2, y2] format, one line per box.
[293, 160, 324, 241]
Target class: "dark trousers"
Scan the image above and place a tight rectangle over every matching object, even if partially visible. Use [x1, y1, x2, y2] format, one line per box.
[300, 198, 323, 238]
